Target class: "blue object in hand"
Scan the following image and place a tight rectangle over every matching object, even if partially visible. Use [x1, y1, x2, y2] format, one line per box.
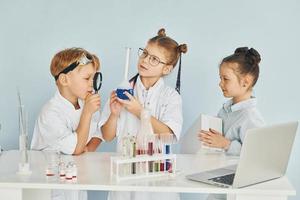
[116, 88, 134, 100]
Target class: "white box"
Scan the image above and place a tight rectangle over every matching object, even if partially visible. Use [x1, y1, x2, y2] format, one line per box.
[200, 114, 224, 152]
[180, 114, 224, 153]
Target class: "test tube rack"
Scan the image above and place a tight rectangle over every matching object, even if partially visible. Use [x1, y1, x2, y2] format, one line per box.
[110, 153, 176, 182]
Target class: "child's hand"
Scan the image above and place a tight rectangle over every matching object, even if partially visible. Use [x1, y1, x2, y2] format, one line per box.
[198, 129, 231, 149]
[83, 94, 101, 115]
[117, 91, 142, 118]
[109, 91, 123, 117]
[83, 146, 89, 152]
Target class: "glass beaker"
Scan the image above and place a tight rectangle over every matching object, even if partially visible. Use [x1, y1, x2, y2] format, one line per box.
[44, 150, 60, 177]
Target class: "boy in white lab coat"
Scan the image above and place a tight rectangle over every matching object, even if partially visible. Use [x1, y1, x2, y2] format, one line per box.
[31, 47, 102, 200]
[99, 28, 187, 200]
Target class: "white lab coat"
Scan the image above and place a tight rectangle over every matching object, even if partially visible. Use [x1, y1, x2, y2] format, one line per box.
[31, 90, 102, 200]
[99, 77, 182, 200]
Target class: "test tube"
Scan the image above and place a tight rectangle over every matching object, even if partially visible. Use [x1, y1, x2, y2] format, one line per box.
[121, 136, 130, 176]
[131, 140, 136, 174]
[140, 139, 148, 174]
[155, 161, 160, 172]
[165, 144, 171, 154]
[65, 164, 73, 180]
[165, 134, 174, 172]
[59, 162, 66, 178]
[154, 134, 160, 172]
[160, 161, 165, 171]
[121, 136, 128, 157]
[147, 135, 154, 173]
[160, 134, 174, 172]
[149, 159, 154, 173]
[72, 163, 77, 179]
[159, 134, 166, 172]
[148, 141, 153, 156]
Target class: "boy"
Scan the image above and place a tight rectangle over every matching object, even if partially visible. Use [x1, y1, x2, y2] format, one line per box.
[31, 47, 102, 200]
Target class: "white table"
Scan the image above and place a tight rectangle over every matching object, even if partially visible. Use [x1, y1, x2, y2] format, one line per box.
[0, 150, 296, 200]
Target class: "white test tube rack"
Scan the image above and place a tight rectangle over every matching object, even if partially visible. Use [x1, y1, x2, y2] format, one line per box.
[110, 153, 176, 182]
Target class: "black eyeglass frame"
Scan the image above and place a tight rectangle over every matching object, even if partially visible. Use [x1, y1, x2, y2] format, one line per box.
[138, 48, 169, 66]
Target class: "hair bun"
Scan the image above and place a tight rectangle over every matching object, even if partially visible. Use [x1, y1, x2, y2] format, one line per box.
[234, 47, 249, 54]
[157, 28, 166, 37]
[178, 44, 188, 54]
[234, 47, 261, 66]
[246, 48, 261, 65]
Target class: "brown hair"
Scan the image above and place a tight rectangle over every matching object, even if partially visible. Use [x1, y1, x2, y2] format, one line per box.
[149, 28, 187, 67]
[221, 47, 261, 87]
[149, 28, 187, 93]
[50, 47, 100, 78]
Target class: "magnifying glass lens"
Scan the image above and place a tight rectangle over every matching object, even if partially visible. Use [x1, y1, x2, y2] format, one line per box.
[93, 72, 102, 93]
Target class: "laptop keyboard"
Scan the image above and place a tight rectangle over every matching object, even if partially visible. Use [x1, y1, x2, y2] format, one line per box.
[209, 173, 235, 185]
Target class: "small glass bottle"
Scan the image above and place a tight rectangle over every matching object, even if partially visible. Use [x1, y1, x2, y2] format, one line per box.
[58, 162, 66, 178]
[65, 163, 73, 181]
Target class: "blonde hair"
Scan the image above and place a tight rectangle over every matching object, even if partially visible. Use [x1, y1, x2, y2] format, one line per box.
[50, 47, 100, 78]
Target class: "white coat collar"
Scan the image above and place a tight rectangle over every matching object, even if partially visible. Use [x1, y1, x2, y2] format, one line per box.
[54, 90, 84, 111]
[223, 97, 257, 113]
[136, 76, 165, 94]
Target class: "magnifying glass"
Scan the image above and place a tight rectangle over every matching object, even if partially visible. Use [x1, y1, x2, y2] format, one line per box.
[93, 72, 102, 94]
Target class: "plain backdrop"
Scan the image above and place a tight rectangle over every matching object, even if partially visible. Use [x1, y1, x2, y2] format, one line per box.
[1, 0, 299, 199]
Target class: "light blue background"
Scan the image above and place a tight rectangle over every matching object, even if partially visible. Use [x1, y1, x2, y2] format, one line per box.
[0, 0, 299, 199]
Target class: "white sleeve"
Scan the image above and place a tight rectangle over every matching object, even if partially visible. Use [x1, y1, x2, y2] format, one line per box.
[97, 100, 112, 141]
[31, 109, 77, 155]
[160, 92, 183, 142]
[89, 111, 104, 141]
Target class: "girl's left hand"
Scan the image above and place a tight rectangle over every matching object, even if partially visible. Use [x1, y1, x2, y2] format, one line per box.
[117, 91, 143, 118]
[198, 129, 231, 149]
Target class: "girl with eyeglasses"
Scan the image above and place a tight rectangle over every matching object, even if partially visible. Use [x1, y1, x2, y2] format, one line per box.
[99, 28, 187, 200]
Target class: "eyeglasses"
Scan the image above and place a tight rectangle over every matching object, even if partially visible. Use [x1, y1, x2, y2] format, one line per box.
[138, 48, 168, 66]
[54, 54, 93, 81]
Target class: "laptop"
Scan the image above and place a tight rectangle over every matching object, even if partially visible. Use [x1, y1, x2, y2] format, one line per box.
[186, 121, 298, 188]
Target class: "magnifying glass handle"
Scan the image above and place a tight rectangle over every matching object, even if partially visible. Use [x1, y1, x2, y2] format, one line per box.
[96, 91, 101, 117]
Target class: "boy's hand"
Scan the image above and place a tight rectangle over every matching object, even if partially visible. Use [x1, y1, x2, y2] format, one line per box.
[117, 91, 142, 118]
[198, 128, 230, 149]
[110, 91, 123, 117]
[83, 94, 101, 115]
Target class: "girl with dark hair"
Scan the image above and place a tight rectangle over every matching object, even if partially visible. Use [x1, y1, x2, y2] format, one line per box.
[199, 47, 265, 200]
[199, 47, 265, 156]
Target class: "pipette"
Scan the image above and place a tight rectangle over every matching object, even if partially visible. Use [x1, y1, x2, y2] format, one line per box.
[17, 88, 32, 175]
